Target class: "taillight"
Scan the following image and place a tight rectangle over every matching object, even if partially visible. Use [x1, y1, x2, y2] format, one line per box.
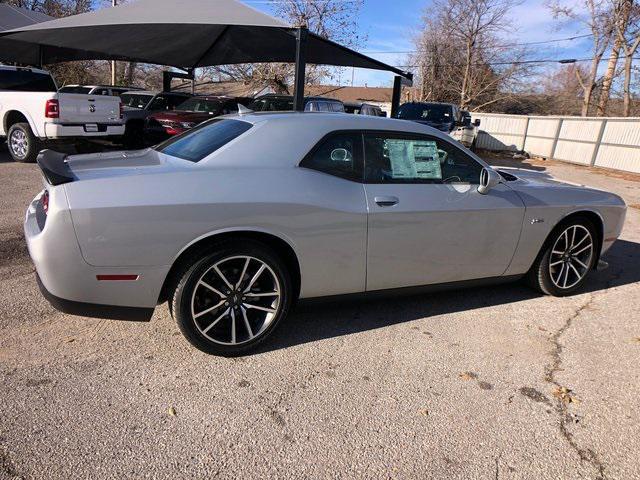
[45, 99, 59, 119]
[119, 102, 123, 119]
[41, 190, 49, 215]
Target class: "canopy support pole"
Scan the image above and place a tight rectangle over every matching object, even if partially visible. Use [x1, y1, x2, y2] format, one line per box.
[293, 26, 308, 112]
[391, 75, 402, 118]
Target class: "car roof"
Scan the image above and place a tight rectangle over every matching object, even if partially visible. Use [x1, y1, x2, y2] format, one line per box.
[401, 101, 457, 107]
[0, 65, 49, 75]
[254, 94, 342, 103]
[192, 112, 488, 170]
[344, 101, 378, 108]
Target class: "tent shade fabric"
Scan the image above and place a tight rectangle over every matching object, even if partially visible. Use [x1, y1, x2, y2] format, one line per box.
[0, 0, 411, 79]
[0, 4, 53, 65]
[0, 4, 51, 31]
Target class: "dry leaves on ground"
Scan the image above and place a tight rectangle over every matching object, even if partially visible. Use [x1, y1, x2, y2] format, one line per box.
[553, 386, 580, 405]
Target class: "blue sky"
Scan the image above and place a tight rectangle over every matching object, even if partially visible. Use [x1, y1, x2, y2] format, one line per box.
[245, 0, 593, 87]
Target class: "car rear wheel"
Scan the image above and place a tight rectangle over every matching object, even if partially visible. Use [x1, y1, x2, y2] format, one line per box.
[170, 240, 293, 356]
[7, 123, 40, 163]
[527, 217, 597, 296]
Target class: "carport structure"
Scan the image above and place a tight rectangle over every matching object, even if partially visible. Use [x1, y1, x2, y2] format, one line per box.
[0, 0, 412, 114]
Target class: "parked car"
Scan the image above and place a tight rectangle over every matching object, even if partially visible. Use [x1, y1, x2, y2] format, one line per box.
[344, 101, 386, 117]
[451, 110, 481, 149]
[144, 95, 252, 142]
[26, 113, 626, 356]
[397, 101, 463, 133]
[0, 66, 124, 162]
[119, 90, 192, 147]
[248, 94, 344, 112]
[59, 85, 143, 97]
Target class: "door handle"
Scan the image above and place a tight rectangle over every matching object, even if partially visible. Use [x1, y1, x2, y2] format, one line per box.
[374, 196, 399, 207]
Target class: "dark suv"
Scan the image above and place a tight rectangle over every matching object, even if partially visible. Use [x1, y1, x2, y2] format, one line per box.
[144, 96, 252, 142]
[397, 102, 464, 133]
[119, 90, 192, 146]
[344, 101, 386, 117]
[248, 94, 345, 112]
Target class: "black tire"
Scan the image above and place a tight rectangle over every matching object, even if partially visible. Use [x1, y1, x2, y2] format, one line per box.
[74, 140, 96, 154]
[170, 240, 293, 356]
[526, 216, 598, 296]
[123, 121, 144, 149]
[7, 123, 41, 163]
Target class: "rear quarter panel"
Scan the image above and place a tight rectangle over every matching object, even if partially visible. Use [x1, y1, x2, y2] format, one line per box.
[64, 167, 368, 298]
[0, 91, 53, 137]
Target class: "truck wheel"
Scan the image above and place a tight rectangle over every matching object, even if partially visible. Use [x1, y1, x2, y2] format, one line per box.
[7, 123, 41, 163]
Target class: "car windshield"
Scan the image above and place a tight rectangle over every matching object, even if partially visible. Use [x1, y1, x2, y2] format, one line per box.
[176, 98, 222, 113]
[59, 86, 93, 94]
[397, 103, 453, 123]
[120, 93, 153, 109]
[249, 97, 293, 111]
[0, 70, 57, 92]
[154, 119, 252, 162]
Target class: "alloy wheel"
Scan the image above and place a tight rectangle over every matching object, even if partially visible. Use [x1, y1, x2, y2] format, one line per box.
[549, 224, 594, 290]
[9, 129, 27, 158]
[190, 255, 281, 345]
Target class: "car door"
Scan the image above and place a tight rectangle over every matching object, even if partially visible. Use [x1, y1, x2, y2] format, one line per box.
[363, 131, 525, 291]
[297, 131, 368, 296]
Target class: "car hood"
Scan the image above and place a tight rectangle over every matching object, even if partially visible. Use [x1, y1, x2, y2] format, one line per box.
[65, 148, 185, 182]
[496, 167, 589, 188]
[408, 119, 454, 132]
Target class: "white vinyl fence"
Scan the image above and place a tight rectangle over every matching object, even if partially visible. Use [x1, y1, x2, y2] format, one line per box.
[470, 113, 640, 174]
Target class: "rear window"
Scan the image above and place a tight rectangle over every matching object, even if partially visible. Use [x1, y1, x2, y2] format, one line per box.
[249, 97, 293, 111]
[59, 86, 93, 94]
[0, 69, 57, 92]
[121, 93, 153, 109]
[154, 119, 252, 162]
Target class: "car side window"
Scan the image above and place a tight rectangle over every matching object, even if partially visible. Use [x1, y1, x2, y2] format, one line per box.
[364, 133, 482, 184]
[300, 132, 363, 182]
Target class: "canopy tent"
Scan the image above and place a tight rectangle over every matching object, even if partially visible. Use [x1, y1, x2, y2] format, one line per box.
[0, 0, 412, 111]
[0, 4, 51, 31]
[0, 4, 53, 64]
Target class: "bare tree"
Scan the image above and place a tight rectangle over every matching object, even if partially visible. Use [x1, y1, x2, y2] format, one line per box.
[413, 0, 530, 110]
[596, 0, 634, 115]
[617, 1, 640, 116]
[548, 0, 615, 116]
[204, 0, 364, 94]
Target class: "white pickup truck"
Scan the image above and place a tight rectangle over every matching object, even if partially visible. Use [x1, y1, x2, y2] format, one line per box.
[0, 66, 124, 162]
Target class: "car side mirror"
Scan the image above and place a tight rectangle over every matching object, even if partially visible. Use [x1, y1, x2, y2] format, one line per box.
[477, 167, 501, 195]
[331, 148, 351, 162]
[473, 119, 481, 127]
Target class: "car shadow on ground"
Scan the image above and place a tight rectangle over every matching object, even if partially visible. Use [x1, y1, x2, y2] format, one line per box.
[257, 239, 640, 354]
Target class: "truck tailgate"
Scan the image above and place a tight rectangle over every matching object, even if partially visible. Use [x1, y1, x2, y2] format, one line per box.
[57, 93, 121, 125]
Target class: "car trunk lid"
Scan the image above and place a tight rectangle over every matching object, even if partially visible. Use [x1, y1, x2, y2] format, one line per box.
[37, 148, 179, 185]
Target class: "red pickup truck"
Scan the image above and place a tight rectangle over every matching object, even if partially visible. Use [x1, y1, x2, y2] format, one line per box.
[144, 96, 251, 143]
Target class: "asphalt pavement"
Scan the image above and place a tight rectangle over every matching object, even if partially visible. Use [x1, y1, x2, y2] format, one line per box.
[0, 148, 639, 479]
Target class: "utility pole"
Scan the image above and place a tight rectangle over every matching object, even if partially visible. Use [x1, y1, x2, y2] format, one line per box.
[110, 0, 117, 85]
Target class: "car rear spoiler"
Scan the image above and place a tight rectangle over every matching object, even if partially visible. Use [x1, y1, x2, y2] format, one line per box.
[36, 150, 74, 186]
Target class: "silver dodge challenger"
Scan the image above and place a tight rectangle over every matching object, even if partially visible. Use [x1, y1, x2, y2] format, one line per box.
[25, 112, 627, 355]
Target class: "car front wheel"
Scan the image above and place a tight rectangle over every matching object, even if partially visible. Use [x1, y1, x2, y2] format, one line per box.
[171, 240, 293, 356]
[527, 217, 597, 296]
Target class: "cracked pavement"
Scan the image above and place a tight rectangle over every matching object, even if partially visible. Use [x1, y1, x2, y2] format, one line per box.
[1, 149, 639, 479]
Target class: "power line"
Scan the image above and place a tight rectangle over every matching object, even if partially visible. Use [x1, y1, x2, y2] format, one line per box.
[362, 33, 593, 55]
[392, 55, 640, 69]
